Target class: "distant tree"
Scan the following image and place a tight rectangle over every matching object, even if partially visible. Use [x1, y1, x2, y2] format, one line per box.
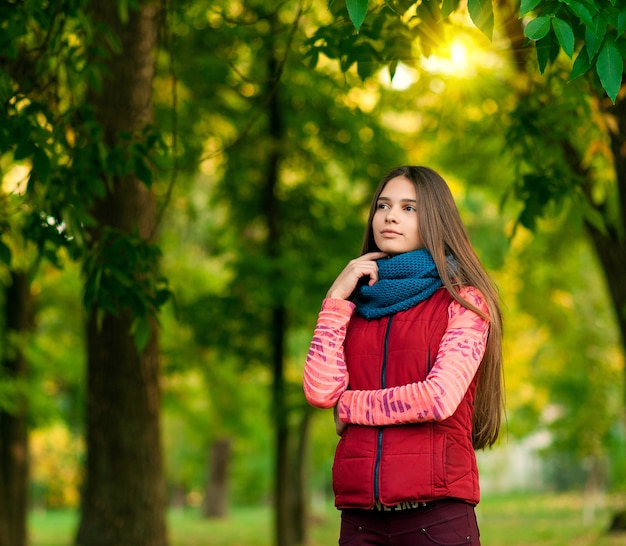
[0, 272, 33, 546]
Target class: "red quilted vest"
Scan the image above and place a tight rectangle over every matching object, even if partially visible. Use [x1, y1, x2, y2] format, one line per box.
[332, 288, 480, 509]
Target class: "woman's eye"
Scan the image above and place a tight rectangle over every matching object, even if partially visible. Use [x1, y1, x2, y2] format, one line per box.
[405, 206, 416, 212]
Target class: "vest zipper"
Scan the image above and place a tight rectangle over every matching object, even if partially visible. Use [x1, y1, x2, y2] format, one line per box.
[374, 315, 393, 502]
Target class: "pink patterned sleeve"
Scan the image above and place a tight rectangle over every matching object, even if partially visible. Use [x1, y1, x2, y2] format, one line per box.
[303, 298, 355, 409]
[337, 286, 489, 425]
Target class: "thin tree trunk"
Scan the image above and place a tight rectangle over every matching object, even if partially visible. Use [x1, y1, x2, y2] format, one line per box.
[0, 271, 32, 546]
[600, 92, 626, 358]
[291, 409, 312, 545]
[75, 2, 168, 545]
[202, 437, 231, 518]
[273, 305, 293, 546]
[261, 13, 302, 544]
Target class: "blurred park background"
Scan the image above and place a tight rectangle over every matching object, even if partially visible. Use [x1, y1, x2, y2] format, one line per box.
[1, 1, 626, 545]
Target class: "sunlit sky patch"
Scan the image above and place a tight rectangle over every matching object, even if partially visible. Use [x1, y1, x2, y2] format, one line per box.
[385, 62, 418, 90]
[420, 38, 474, 77]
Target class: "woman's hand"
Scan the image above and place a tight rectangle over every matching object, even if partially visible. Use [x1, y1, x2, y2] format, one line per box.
[334, 404, 348, 436]
[326, 252, 387, 300]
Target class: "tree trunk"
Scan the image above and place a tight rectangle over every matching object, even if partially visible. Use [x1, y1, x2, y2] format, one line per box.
[260, 12, 301, 545]
[595, 90, 626, 533]
[599, 92, 626, 362]
[273, 305, 295, 546]
[75, 2, 168, 545]
[0, 271, 32, 546]
[291, 409, 312, 545]
[202, 437, 231, 518]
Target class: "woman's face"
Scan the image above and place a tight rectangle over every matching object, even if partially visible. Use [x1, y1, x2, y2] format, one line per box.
[372, 176, 423, 256]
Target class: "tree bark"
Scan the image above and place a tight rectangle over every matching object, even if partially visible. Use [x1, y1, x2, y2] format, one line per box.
[255, 11, 304, 544]
[0, 271, 32, 546]
[291, 409, 312, 545]
[260, 13, 302, 545]
[599, 93, 626, 356]
[75, 2, 168, 545]
[202, 437, 231, 518]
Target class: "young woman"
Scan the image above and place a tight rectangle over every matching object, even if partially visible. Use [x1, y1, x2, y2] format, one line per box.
[303, 166, 503, 545]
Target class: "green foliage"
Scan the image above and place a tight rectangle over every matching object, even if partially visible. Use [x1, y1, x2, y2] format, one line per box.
[171, 0, 404, 325]
[335, 0, 626, 101]
[82, 227, 170, 349]
[596, 38, 623, 102]
[26, 260, 85, 431]
[521, 0, 626, 102]
[505, 212, 623, 477]
[346, 0, 369, 32]
[524, 16, 551, 41]
[503, 72, 599, 232]
[552, 17, 575, 58]
[306, 1, 430, 81]
[467, 0, 494, 38]
[1, 0, 172, 351]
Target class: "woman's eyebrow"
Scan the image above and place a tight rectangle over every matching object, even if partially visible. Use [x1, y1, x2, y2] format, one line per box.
[377, 196, 417, 204]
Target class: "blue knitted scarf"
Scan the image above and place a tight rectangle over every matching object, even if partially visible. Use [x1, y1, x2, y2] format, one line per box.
[354, 249, 443, 320]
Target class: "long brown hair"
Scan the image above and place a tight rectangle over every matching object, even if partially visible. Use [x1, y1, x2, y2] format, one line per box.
[361, 166, 504, 449]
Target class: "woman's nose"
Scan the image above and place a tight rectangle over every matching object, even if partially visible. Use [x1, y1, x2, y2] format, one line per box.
[385, 208, 398, 222]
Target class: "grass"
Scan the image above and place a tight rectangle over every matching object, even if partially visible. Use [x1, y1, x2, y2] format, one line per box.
[29, 492, 626, 545]
[477, 492, 626, 546]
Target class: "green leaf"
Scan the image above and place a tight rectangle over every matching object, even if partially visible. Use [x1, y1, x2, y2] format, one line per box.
[570, 47, 591, 80]
[134, 156, 153, 187]
[347, 0, 369, 32]
[585, 14, 607, 59]
[619, 10, 626, 36]
[520, 0, 542, 17]
[552, 17, 574, 58]
[131, 316, 152, 353]
[383, 0, 397, 13]
[525, 16, 551, 41]
[582, 200, 607, 235]
[13, 140, 34, 161]
[596, 39, 623, 103]
[569, 2, 593, 28]
[307, 48, 319, 69]
[357, 60, 376, 80]
[467, 0, 494, 39]
[441, 0, 461, 18]
[155, 288, 170, 307]
[422, 0, 442, 22]
[0, 239, 11, 266]
[388, 59, 398, 80]
[118, 1, 129, 24]
[536, 33, 559, 73]
[32, 147, 51, 182]
[416, 1, 446, 46]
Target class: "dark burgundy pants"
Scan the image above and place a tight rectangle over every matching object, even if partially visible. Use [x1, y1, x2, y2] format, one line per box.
[339, 500, 480, 545]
